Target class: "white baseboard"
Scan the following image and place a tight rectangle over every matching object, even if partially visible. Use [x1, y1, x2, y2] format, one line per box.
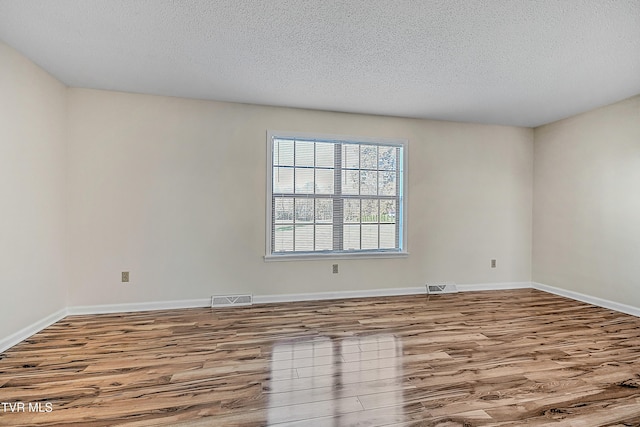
[0, 308, 67, 353]
[66, 298, 211, 315]
[456, 282, 531, 292]
[532, 282, 640, 318]
[253, 286, 425, 304]
[9, 281, 637, 354]
[253, 282, 532, 304]
[1, 299, 211, 353]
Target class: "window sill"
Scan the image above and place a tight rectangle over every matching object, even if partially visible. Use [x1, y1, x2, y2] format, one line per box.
[264, 251, 409, 262]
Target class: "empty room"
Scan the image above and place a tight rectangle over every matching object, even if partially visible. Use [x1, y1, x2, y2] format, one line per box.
[1, 0, 640, 425]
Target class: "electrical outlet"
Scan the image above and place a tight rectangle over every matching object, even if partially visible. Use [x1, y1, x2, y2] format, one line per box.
[122, 271, 129, 282]
[491, 259, 496, 268]
[332, 264, 339, 274]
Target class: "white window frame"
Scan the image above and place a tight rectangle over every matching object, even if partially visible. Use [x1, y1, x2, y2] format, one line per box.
[265, 130, 409, 261]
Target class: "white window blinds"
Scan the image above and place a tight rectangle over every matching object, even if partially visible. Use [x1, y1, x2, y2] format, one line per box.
[267, 133, 406, 257]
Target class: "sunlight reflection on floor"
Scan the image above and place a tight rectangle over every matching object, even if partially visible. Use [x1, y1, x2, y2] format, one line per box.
[267, 334, 404, 425]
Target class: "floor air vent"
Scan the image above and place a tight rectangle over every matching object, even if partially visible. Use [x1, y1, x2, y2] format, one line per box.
[211, 294, 253, 307]
[426, 284, 458, 294]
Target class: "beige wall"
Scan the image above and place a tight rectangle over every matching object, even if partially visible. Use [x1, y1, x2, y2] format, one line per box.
[5, 34, 640, 343]
[0, 42, 68, 339]
[67, 89, 533, 306]
[533, 95, 640, 304]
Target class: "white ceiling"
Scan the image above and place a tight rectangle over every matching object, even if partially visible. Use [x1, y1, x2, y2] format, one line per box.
[1, 0, 639, 127]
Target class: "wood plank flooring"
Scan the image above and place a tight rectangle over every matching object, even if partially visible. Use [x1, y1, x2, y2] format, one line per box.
[2, 289, 640, 426]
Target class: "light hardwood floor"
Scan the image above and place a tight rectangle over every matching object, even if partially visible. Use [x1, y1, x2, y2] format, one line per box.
[2, 289, 640, 426]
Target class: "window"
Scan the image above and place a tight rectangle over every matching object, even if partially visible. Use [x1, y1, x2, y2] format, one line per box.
[266, 131, 407, 259]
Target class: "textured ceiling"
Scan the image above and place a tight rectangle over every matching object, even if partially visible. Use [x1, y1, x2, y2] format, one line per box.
[1, 0, 639, 127]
